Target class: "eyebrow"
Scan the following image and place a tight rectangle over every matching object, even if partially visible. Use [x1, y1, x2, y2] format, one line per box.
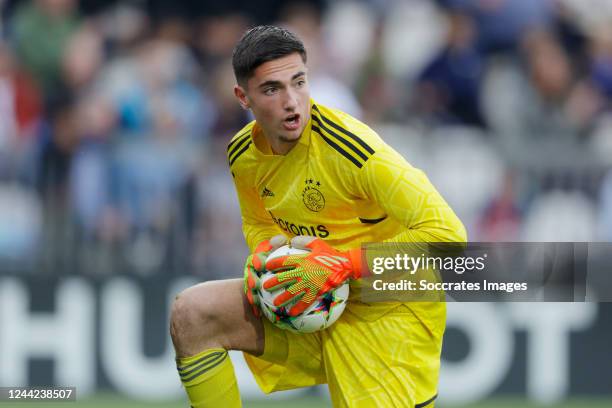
[258, 71, 306, 89]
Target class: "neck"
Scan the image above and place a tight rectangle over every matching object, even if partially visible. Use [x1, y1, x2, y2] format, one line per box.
[269, 138, 299, 155]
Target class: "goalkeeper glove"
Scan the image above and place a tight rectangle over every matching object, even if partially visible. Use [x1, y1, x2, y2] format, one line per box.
[263, 238, 364, 316]
[243, 240, 273, 318]
[243, 236, 287, 317]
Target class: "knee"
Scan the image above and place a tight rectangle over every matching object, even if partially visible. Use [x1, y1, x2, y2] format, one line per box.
[170, 283, 223, 354]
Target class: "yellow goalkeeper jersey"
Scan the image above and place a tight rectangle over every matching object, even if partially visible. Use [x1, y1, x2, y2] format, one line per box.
[228, 100, 466, 332]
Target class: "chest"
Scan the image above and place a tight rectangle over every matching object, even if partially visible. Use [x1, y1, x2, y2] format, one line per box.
[255, 158, 345, 219]
[251, 154, 384, 234]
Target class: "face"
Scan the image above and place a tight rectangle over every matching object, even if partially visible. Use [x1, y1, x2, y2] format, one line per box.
[234, 52, 310, 154]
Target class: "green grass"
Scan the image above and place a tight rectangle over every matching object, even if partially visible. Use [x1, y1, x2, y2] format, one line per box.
[24, 394, 329, 408]
[23, 395, 612, 408]
[467, 399, 612, 408]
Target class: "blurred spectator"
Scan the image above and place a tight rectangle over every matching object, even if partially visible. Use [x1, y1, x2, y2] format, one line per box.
[0, 40, 42, 183]
[552, 1, 588, 65]
[98, 36, 212, 138]
[37, 91, 77, 199]
[0, 0, 5, 34]
[208, 58, 249, 138]
[476, 172, 521, 241]
[194, 13, 249, 72]
[354, 20, 398, 123]
[414, 10, 486, 127]
[61, 22, 104, 93]
[193, 139, 246, 278]
[586, 26, 612, 112]
[440, 0, 554, 54]
[425, 127, 503, 235]
[96, 36, 211, 271]
[518, 29, 577, 136]
[380, 0, 446, 80]
[0, 182, 42, 262]
[483, 29, 585, 144]
[281, 1, 362, 118]
[599, 169, 612, 241]
[590, 114, 612, 165]
[69, 93, 116, 237]
[557, 0, 612, 35]
[323, 0, 376, 84]
[192, 13, 250, 138]
[98, 2, 149, 54]
[1, 0, 611, 274]
[11, 0, 80, 98]
[522, 190, 597, 241]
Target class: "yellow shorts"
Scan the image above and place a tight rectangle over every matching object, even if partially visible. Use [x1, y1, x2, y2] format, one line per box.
[244, 303, 444, 408]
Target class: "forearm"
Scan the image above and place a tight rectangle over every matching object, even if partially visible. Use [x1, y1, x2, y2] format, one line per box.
[352, 221, 467, 280]
[383, 223, 467, 244]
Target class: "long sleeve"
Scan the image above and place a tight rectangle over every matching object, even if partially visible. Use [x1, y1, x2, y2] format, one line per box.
[232, 174, 282, 252]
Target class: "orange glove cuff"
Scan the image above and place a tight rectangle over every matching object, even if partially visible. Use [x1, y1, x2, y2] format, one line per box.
[347, 247, 368, 279]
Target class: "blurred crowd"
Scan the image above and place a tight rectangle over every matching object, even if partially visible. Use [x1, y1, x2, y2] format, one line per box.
[1, 0, 612, 277]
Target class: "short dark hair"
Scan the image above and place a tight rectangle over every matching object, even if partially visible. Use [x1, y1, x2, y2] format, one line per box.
[232, 25, 307, 87]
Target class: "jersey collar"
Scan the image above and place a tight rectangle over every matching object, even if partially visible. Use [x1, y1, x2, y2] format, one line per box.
[297, 98, 316, 148]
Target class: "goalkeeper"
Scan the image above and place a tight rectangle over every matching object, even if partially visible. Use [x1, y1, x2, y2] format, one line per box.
[170, 25, 466, 408]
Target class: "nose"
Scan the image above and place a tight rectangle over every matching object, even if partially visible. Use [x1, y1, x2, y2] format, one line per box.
[283, 89, 298, 111]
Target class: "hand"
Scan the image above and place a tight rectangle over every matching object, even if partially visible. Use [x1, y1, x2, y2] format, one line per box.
[243, 235, 287, 317]
[263, 237, 363, 316]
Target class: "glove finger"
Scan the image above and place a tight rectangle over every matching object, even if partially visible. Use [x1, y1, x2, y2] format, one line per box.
[305, 238, 332, 252]
[262, 274, 296, 291]
[254, 239, 272, 254]
[246, 267, 260, 289]
[290, 235, 317, 250]
[288, 299, 310, 317]
[252, 252, 269, 271]
[245, 286, 261, 310]
[269, 234, 288, 250]
[265, 255, 299, 272]
[252, 236, 289, 271]
[245, 289, 256, 306]
[251, 240, 273, 271]
[273, 289, 303, 308]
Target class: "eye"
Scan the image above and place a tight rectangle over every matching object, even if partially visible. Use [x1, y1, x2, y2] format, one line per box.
[296, 79, 306, 87]
[264, 87, 277, 95]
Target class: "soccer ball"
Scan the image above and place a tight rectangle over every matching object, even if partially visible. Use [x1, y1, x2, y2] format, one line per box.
[258, 245, 350, 333]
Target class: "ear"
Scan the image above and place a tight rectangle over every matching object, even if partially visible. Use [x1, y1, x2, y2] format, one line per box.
[234, 85, 250, 110]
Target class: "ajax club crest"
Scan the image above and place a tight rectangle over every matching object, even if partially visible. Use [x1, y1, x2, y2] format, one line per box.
[302, 179, 325, 212]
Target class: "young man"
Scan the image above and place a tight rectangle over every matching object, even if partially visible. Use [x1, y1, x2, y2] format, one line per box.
[170, 26, 466, 407]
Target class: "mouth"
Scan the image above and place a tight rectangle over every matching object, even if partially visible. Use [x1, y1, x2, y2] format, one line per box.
[282, 113, 301, 131]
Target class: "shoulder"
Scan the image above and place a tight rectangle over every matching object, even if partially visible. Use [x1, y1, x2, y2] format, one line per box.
[227, 121, 256, 170]
[311, 103, 384, 169]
